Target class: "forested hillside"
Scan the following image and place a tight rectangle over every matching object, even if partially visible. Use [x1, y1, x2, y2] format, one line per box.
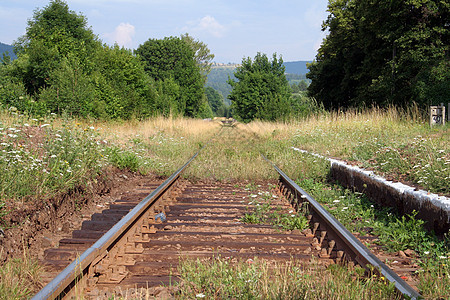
[283, 61, 310, 75]
[0, 42, 16, 60]
[206, 60, 311, 105]
[206, 66, 235, 105]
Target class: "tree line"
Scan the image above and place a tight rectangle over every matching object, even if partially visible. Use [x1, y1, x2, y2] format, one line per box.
[307, 0, 449, 109]
[0, 0, 219, 120]
[3, 0, 438, 123]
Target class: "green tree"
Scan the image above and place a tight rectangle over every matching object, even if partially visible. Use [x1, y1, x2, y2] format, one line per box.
[91, 44, 156, 119]
[205, 86, 226, 116]
[180, 33, 215, 81]
[308, 0, 450, 109]
[13, 0, 99, 94]
[197, 97, 214, 119]
[228, 53, 292, 122]
[3, 0, 162, 119]
[135, 36, 205, 117]
[291, 80, 308, 93]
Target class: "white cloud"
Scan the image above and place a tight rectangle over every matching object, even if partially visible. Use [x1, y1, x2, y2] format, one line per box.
[104, 22, 135, 48]
[183, 15, 226, 38]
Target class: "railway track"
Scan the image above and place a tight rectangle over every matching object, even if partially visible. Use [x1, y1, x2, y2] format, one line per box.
[33, 141, 422, 299]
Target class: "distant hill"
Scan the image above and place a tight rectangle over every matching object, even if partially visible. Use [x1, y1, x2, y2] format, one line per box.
[206, 60, 311, 101]
[283, 61, 311, 75]
[206, 66, 236, 105]
[0, 42, 17, 60]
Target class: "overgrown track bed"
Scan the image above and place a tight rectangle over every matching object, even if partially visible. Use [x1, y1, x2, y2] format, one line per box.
[35, 156, 421, 299]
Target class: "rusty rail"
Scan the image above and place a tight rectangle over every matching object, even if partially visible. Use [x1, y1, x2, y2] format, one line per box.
[262, 154, 421, 299]
[32, 150, 200, 300]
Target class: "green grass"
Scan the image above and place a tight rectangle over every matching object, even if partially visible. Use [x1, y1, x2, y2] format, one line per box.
[241, 188, 310, 232]
[287, 109, 449, 195]
[277, 152, 449, 299]
[0, 120, 105, 203]
[175, 256, 400, 299]
[1, 107, 449, 298]
[0, 252, 42, 300]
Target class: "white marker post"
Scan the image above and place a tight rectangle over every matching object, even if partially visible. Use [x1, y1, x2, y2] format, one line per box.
[430, 105, 445, 126]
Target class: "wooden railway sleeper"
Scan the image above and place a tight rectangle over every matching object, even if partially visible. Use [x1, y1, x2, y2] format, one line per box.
[86, 203, 166, 286]
[278, 180, 350, 263]
[89, 241, 130, 285]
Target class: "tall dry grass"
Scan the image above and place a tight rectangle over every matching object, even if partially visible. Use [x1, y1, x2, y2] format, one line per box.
[97, 115, 220, 141]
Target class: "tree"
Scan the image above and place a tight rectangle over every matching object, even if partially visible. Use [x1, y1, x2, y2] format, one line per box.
[227, 53, 292, 122]
[89, 44, 156, 119]
[180, 33, 215, 81]
[13, 0, 100, 94]
[135, 36, 205, 117]
[307, 0, 450, 109]
[291, 80, 308, 93]
[3, 0, 164, 119]
[205, 86, 226, 116]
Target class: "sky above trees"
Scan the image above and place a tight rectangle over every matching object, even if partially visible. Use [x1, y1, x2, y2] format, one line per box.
[1, 0, 328, 63]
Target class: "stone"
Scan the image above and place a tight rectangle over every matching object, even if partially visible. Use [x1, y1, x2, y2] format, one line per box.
[404, 249, 416, 257]
[61, 222, 71, 232]
[398, 250, 407, 258]
[291, 229, 301, 235]
[41, 236, 53, 248]
[302, 228, 313, 236]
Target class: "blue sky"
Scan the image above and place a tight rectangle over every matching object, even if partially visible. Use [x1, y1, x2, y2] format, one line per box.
[1, 0, 329, 63]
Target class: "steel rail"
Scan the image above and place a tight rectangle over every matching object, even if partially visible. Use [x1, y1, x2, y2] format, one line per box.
[32, 150, 201, 300]
[262, 154, 422, 300]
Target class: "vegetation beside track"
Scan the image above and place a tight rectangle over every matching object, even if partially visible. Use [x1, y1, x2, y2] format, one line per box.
[175, 256, 399, 299]
[0, 107, 449, 298]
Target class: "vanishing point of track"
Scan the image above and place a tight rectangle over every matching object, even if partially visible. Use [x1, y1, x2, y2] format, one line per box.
[33, 126, 421, 299]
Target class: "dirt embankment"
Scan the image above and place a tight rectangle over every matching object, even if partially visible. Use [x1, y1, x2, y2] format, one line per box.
[0, 167, 160, 263]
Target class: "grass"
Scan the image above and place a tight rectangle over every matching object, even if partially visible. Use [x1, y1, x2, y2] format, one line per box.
[0, 249, 42, 300]
[175, 256, 400, 299]
[241, 186, 310, 232]
[279, 153, 449, 299]
[287, 107, 449, 195]
[0, 118, 105, 204]
[96, 116, 221, 176]
[1, 106, 449, 298]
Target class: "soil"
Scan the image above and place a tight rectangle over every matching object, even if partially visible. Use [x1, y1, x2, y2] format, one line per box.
[0, 167, 163, 263]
